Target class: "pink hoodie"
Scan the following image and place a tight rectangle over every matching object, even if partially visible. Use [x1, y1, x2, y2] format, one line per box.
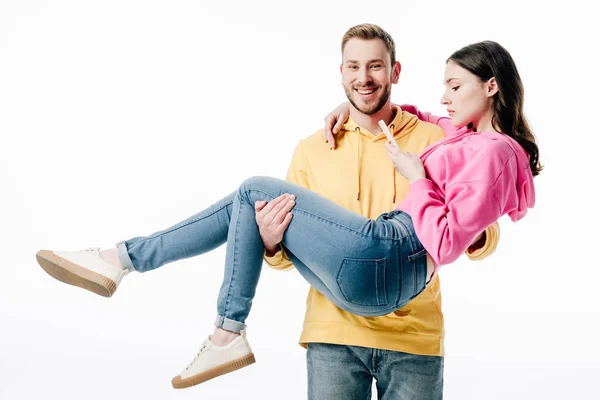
[396, 105, 536, 269]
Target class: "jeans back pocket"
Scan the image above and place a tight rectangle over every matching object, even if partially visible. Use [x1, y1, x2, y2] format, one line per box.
[336, 258, 388, 307]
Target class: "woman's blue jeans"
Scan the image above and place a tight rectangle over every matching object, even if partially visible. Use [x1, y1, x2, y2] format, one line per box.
[117, 176, 428, 333]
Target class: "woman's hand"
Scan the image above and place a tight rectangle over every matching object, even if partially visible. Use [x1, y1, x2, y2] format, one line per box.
[323, 102, 351, 150]
[384, 141, 426, 183]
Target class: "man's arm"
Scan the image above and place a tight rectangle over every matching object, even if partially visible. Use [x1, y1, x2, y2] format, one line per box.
[466, 221, 500, 260]
[263, 140, 310, 271]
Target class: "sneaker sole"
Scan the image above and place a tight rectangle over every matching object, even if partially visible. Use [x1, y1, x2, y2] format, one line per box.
[171, 352, 256, 389]
[36, 250, 116, 298]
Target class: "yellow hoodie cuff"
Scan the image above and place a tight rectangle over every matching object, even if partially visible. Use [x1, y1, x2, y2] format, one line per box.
[264, 245, 294, 271]
[465, 221, 500, 261]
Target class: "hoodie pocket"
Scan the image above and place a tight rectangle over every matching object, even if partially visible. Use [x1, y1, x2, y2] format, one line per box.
[336, 257, 388, 307]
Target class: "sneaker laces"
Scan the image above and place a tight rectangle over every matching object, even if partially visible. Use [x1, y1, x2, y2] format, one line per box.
[185, 342, 209, 370]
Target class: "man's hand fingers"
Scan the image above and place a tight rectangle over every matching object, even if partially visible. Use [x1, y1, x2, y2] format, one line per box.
[274, 197, 296, 223]
[324, 131, 335, 149]
[254, 200, 267, 212]
[324, 115, 336, 138]
[261, 194, 289, 214]
[276, 212, 294, 235]
[332, 114, 344, 135]
[323, 117, 338, 150]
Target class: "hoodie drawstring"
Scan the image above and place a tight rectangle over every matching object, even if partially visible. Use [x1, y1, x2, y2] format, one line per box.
[356, 126, 361, 201]
[392, 166, 397, 204]
[390, 123, 397, 205]
[355, 124, 399, 205]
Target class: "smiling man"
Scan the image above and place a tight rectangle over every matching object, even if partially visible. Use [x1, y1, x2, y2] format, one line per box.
[256, 23, 500, 400]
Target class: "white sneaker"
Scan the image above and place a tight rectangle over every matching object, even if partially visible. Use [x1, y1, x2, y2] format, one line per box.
[36, 248, 128, 297]
[171, 330, 256, 389]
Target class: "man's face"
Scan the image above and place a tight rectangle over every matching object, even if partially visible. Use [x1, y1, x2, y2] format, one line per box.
[341, 38, 399, 115]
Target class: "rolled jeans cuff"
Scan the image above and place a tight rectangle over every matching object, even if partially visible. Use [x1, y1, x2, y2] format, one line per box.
[214, 315, 246, 333]
[116, 241, 137, 273]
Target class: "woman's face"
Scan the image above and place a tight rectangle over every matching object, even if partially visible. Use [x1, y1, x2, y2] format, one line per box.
[440, 60, 496, 129]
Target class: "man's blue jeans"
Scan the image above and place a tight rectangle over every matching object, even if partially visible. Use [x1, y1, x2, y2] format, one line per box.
[307, 343, 443, 400]
[116, 176, 429, 333]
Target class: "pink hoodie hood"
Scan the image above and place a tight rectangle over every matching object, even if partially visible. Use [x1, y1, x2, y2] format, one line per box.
[420, 125, 535, 222]
[396, 105, 536, 267]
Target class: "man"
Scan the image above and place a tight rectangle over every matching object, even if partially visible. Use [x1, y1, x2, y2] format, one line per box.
[254, 23, 499, 399]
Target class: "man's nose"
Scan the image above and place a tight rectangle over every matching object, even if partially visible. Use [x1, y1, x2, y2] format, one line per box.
[358, 69, 370, 85]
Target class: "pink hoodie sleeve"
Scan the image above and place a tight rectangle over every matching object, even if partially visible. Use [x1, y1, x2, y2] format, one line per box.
[399, 178, 502, 266]
[399, 104, 454, 136]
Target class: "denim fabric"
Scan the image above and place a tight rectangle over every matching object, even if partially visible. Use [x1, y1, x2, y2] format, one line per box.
[117, 176, 428, 332]
[307, 343, 443, 400]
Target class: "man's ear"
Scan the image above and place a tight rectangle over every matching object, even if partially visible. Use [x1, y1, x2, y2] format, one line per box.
[392, 61, 401, 84]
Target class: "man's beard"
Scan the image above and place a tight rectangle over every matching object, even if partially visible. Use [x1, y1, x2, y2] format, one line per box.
[345, 84, 391, 116]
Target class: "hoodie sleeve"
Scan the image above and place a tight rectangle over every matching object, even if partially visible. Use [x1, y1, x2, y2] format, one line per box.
[466, 220, 500, 261]
[399, 178, 502, 266]
[399, 104, 454, 136]
[263, 141, 310, 272]
[399, 105, 502, 261]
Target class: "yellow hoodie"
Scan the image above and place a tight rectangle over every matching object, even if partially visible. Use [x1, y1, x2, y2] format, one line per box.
[265, 106, 500, 356]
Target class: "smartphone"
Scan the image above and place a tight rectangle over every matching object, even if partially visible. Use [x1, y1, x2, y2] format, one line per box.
[378, 120, 399, 148]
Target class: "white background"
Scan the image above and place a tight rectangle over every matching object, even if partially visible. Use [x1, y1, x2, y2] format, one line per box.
[1, 1, 598, 399]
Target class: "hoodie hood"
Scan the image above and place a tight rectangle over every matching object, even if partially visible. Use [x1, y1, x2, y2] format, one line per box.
[481, 130, 536, 221]
[420, 125, 535, 222]
[339, 105, 420, 203]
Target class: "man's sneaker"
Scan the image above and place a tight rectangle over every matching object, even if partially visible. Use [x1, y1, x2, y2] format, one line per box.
[171, 330, 256, 389]
[36, 248, 128, 297]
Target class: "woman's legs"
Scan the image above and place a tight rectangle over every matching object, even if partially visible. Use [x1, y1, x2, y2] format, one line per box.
[43, 175, 423, 322]
[36, 175, 427, 388]
[37, 175, 426, 319]
[116, 191, 237, 273]
[111, 174, 410, 328]
[173, 175, 423, 389]
[214, 176, 427, 334]
[35, 191, 240, 297]
[115, 174, 419, 331]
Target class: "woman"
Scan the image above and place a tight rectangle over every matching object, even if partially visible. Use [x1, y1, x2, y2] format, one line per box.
[36, 40, 540, 389]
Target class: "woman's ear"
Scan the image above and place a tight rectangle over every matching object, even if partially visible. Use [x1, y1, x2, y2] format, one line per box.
[487, 77, 499, 97]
